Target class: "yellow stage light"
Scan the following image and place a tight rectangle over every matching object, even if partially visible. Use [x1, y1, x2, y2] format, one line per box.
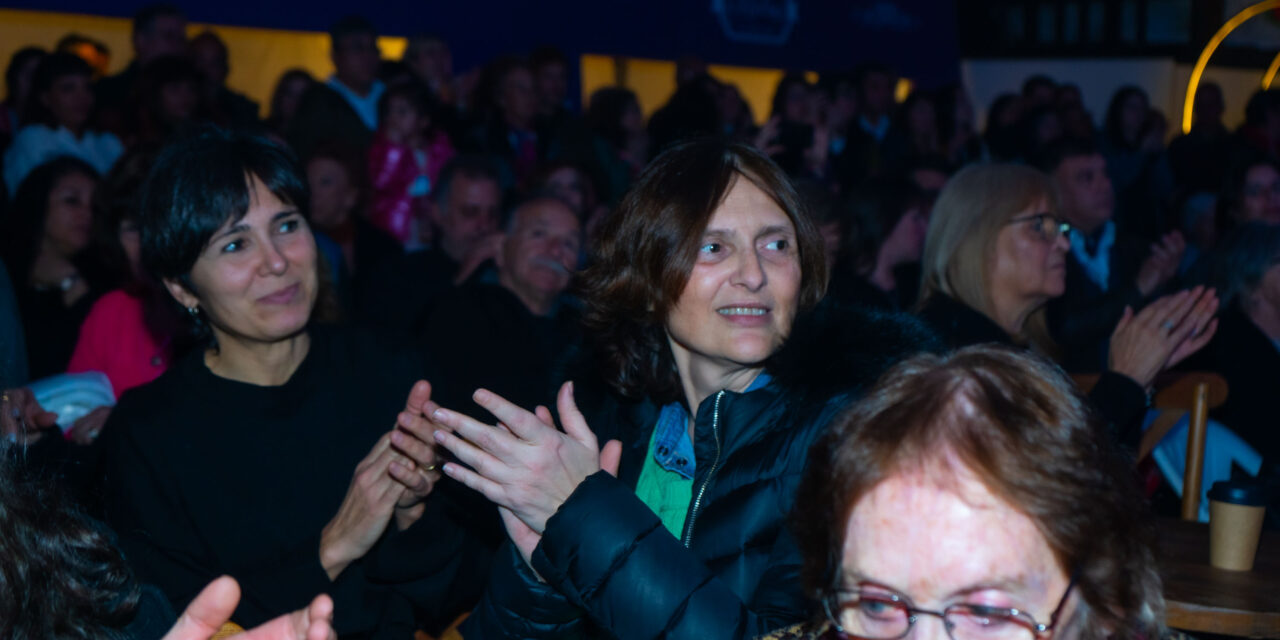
[1183, 0, 1280, 133]
[1264, 50, 1280, 89]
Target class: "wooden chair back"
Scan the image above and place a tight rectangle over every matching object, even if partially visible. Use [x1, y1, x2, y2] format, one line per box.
[1071, 372, 1228, 520]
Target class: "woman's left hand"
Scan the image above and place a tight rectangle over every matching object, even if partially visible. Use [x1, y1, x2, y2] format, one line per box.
[432, 381, 623, 535]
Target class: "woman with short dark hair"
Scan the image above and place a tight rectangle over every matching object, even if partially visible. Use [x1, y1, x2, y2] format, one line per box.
[432, 138, 935, 640]
[783, 345, 1165, 640]
[102, 127, 481, 637]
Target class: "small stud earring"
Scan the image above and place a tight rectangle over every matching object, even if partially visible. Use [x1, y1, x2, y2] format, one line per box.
[187, 306, 199, 317]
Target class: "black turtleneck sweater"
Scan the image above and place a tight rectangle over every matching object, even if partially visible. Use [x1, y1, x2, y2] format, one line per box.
[102, 326, 489, 638]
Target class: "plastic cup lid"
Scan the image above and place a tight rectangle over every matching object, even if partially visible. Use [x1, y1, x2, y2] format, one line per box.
[1207, 480, 1267, 507]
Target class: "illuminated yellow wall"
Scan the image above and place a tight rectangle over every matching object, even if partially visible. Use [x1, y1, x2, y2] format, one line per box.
[581, 53, 818, 126]
[0, 9, 405, 117]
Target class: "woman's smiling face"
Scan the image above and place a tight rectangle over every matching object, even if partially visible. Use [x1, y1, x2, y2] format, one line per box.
[166, 175, 318, 344]
[664, 176, 802, 371]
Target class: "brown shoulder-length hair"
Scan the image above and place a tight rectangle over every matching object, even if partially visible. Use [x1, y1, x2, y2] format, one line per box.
[579, 138, 827, 404]
[793, 345, 1163, 639]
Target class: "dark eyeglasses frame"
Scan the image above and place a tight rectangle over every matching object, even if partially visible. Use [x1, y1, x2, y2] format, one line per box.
[822, 574, 1078, 640]
[1005, 213, 1072, 243]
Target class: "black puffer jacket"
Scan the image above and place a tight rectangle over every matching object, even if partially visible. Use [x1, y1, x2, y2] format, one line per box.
[460, 305, 939, 640]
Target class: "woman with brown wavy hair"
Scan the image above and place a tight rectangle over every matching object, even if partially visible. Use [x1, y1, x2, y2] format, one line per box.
[784, 345, 1167, 640]
[431, 137, 936, 640]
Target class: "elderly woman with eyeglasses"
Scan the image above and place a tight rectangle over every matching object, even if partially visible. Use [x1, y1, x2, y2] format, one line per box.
[914, 163, 1218, 449]
[775, 345, 1174, 640]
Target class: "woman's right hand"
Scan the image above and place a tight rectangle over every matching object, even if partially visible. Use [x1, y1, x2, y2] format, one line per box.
[318, 433, 407, 580]
[1107, 286, 1218, 389]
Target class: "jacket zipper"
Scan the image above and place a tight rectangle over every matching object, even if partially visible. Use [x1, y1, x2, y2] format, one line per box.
[683, 390, 724, 548]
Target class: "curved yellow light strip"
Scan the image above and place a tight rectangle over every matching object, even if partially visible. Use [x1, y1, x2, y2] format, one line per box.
[1264, 50, 1280, 89]
[1184, 0, 1280, 133]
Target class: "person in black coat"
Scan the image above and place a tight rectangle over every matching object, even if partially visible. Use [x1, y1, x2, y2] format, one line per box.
[102, 128, 484, 638]
[915, 163, 1217, 452]
[429, 139, 938, 640]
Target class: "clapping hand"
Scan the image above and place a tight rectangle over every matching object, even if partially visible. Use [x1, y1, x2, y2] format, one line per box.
[319, 381, 446, 579]
[431, 382, 622, 563]
[161, 576, 334, 640]
[1108, 286, 1218, 389]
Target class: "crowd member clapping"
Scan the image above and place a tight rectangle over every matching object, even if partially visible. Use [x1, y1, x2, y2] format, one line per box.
[916, 163, 1217, 450]
[781, 345, 1165, 640]
[102, 128, 485, 636]
[0, 156, 105, 379]
[431, 139, 933, 640]
[3, 53, 122, 195]
[1037, 140, 1187, 374]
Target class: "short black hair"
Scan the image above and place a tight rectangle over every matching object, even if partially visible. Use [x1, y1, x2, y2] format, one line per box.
[139, 126, 308, 290]
[1032, 136, 1101, 174]
[133, 3, 184, 36]
[376, 79, 436, 124]
[22, 52, 93, 128]
[329, 15, 378, 48]
[432, 154, 501, 206]
[1022, 74, 1056, 98]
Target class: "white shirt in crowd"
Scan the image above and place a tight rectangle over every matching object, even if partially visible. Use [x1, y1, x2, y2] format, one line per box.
[3, 124, 123, 194]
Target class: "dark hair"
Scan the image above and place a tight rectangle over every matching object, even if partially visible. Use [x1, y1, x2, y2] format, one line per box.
[133, 2, 184, 36]
[305, 140, 370, 217]
[22, 52, 94, 128]
[1104, 85, 1148, 149]
[839, 179, 928, 274]
[794, 345, 1164, 639]
[432, 154, 501, 206]
[139, 126, 308, 292]
[4, 47, 45, 109]
[579, 138, 828, 404]
[1212, 222, 1280, 311]
[1033, 135, 1101, 175]
[1243, 88, 1280, 128]
[769, 72, 812, 120]
[129, 55, 208, 143]
[267, 68, 314, 126]
[1022, 73, 1056, 98]
[0, 456, 141, 639]
[376, 79, 436, 127]
[587, 86, 639, 150]
[0, 156, 100, 285]
[1221, 155, 1280, 223]
[329, 15, 378, 48]
[983, 92, 1022, 161]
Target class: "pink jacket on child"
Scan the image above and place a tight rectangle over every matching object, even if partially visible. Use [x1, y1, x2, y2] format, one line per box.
[367, 131, 456, 246]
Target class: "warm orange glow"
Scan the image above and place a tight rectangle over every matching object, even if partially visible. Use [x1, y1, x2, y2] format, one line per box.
[1183, 0, 1280, 133]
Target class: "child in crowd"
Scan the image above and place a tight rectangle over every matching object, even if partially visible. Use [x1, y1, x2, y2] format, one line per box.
[367, 80, 455, 250]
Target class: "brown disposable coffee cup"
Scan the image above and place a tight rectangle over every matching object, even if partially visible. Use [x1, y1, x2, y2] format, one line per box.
[1207, 480, 1267, 571]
